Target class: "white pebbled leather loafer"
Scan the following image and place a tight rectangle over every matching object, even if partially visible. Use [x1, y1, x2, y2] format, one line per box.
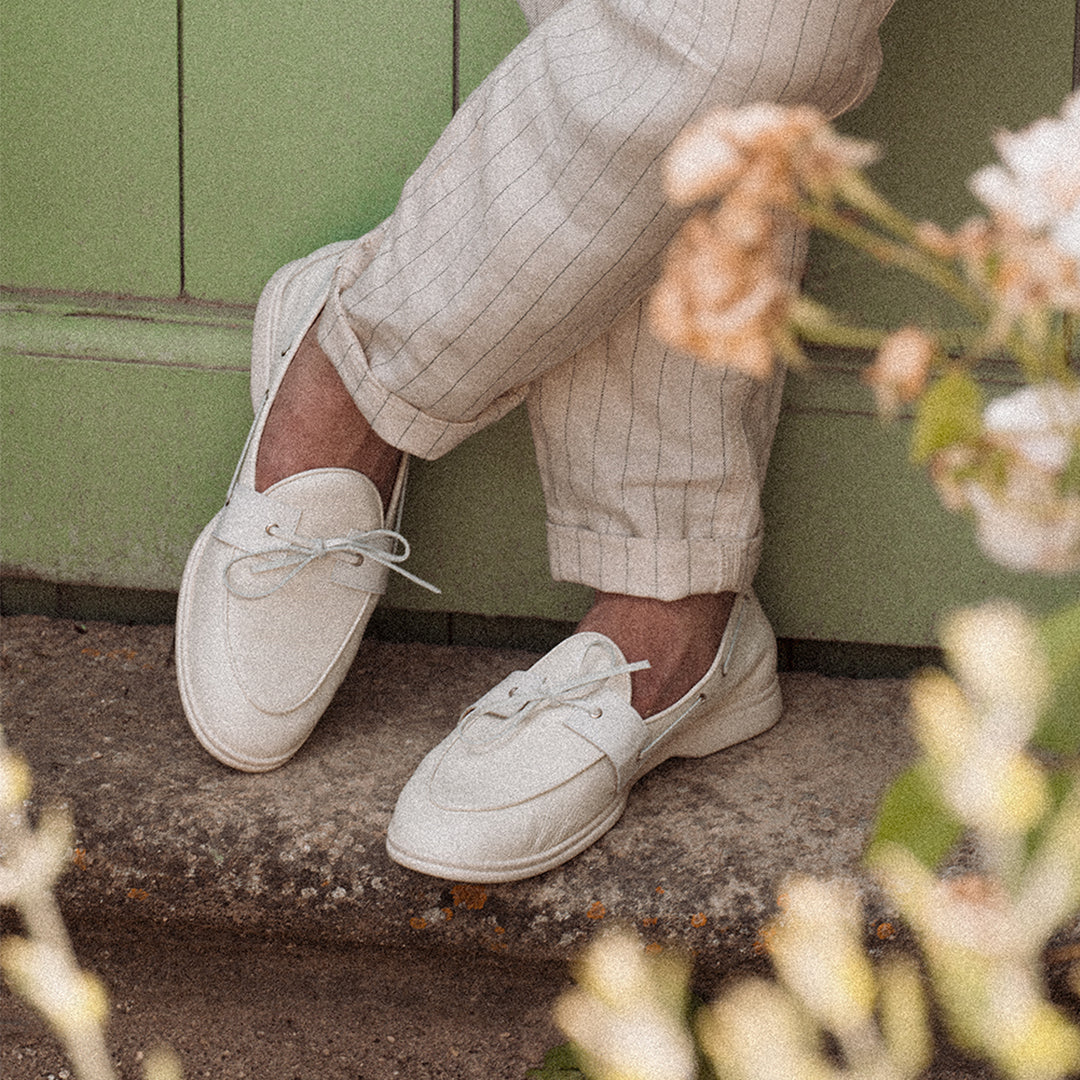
[176, 242, 435, 772]
[386, 591, 781, 882]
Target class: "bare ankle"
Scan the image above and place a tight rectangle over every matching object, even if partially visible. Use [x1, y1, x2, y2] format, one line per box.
[576, 591, 736, 717]
[255, 325, 402, 508]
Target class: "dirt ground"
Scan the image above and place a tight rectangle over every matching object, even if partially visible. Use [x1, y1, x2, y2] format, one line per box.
[0, 918, 571, 1080]
[3, 912, 1056, 1080]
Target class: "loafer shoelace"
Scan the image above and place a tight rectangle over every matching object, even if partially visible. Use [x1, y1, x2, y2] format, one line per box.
[458, 644, 651, 748]
[223, 522, 440, 600]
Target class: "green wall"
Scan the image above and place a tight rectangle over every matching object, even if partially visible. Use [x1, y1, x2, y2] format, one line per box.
[2, 0, 1076, 648]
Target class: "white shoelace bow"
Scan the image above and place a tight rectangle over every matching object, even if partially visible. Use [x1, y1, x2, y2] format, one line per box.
[458, 646, 650, 747]
[223, 523, 440, 600]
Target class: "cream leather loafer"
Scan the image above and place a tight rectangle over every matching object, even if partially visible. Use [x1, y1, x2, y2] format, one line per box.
[176, 243, 435, 772]
[386, 591, 781, 882]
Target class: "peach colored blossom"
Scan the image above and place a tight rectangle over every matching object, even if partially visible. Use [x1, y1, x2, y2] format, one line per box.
[650, 204, 796, 377]
[664, 103, 878, 207]
[862, 326, 936, 416]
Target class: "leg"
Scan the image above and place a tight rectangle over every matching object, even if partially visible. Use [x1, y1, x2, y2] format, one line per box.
[529, 243, 797, 715]
[254, 321, 401, 508]
[181, 0, 894, 779]
[314, 0, 894, 459]
[260, 0, 888, 716]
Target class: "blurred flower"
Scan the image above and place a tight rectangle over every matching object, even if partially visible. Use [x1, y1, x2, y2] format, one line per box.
[984, 382, 1080, 473]
[930, 383, 1080, 574]
[698, 978, 834, 1080]
[941, 601, 1052, 719]
[766, 877, 876, 1035]
[912, 604, 1052, 836]
[863, 326, 937, 416]
[876, 958, 933, 1076]
[0, 938, 109, 1036]
[1016, 781, 1080, 944]
[934, 90, 1080, 347]
[908, 667, 976, 766]
[650, 203, 798, 377]
[943, 747, 1049, 837]
[969, 90, 1080, 262]
[961, 473, 1080, 574]
[0, 747, 32, 811]
[654, 102, 878, 376]
[663, 103, 879, 207]
[554, 929, 697, 1080]
[876, 847, 1080, 1080]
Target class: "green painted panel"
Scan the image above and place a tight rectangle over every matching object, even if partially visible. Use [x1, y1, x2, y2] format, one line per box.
[458, 0, 529, 103]
[1, 294, 253, 371]
[385, 408, 592, 621]
[3, 306, 1073, 642]
[182, 0, 453, 303]
[0, 1, 180, 295]
[3, 3, 1075, 651]
[757, 378, 1076, 647]
[1, 349, 250, 592]
[806, 0, 1076, 331]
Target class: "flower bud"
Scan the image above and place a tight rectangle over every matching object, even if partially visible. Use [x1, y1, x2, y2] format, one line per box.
[699, 978, 834, 1080]
[0, 937, 109, 1034]
[908, 668, 974, 765]
[0, 749, 32, 811]
[864, 327, 936, 417]
[942, 603, 1051, 722]
[767, 878, 876, 1034]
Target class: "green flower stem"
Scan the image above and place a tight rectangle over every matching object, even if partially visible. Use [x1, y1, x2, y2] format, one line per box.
[839, 172, 926, 247]
[790, 319, 885, 351]
[789, 309, 987, 363]
[797, 199, 989, 318]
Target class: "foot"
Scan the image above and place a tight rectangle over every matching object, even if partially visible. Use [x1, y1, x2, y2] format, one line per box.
[575, 591, 737, 718]
[254, 321, 402, 510]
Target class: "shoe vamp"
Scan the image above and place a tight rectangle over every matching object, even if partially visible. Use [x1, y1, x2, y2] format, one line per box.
[225, 556, 369, 714]
[427, 708, 612, 811]
[223, 470, 382, 714]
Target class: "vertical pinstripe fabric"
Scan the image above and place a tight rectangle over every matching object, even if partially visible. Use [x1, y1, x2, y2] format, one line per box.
[315, 0, 895, 599]
[531, 222, 806, 598]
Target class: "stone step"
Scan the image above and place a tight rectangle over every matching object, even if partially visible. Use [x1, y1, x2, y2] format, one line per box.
[0, 614, 968, 963]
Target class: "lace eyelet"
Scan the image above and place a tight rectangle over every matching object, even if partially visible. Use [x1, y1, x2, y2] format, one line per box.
[589, 707, 603, 719]
[265, 523, 279, 535]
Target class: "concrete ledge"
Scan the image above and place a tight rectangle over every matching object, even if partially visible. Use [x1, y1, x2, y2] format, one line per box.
[3, 614, 947, 963]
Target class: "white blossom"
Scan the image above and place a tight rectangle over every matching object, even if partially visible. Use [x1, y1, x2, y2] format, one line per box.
[970, 91, 1080, 261]
[983, 382, 1080, 472]
[935, 382, 1080, 574]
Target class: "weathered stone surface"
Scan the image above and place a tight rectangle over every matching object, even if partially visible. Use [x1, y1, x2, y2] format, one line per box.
[6, 613, 1065, 969]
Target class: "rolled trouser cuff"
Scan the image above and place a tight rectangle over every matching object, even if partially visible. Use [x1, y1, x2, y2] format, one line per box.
[546, 522, 762, 600]
[316, 265, 526, 461]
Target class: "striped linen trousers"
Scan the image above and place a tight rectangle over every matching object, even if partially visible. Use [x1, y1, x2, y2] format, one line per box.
[315, 0, 896, 601]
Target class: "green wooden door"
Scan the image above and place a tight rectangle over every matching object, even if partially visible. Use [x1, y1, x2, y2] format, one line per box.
[1, 0, 1076, 653]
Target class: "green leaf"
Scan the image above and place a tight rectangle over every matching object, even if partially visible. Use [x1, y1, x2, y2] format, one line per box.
[526, 1043, 586, 1080]
[1034, 600, 1080, 755]
[1059, 436, 1080, 496]
[866, 763, 964, 870]
[909, 368, 984, 464]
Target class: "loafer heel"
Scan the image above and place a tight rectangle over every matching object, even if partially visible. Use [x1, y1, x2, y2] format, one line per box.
[655, 592, 782, 761]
